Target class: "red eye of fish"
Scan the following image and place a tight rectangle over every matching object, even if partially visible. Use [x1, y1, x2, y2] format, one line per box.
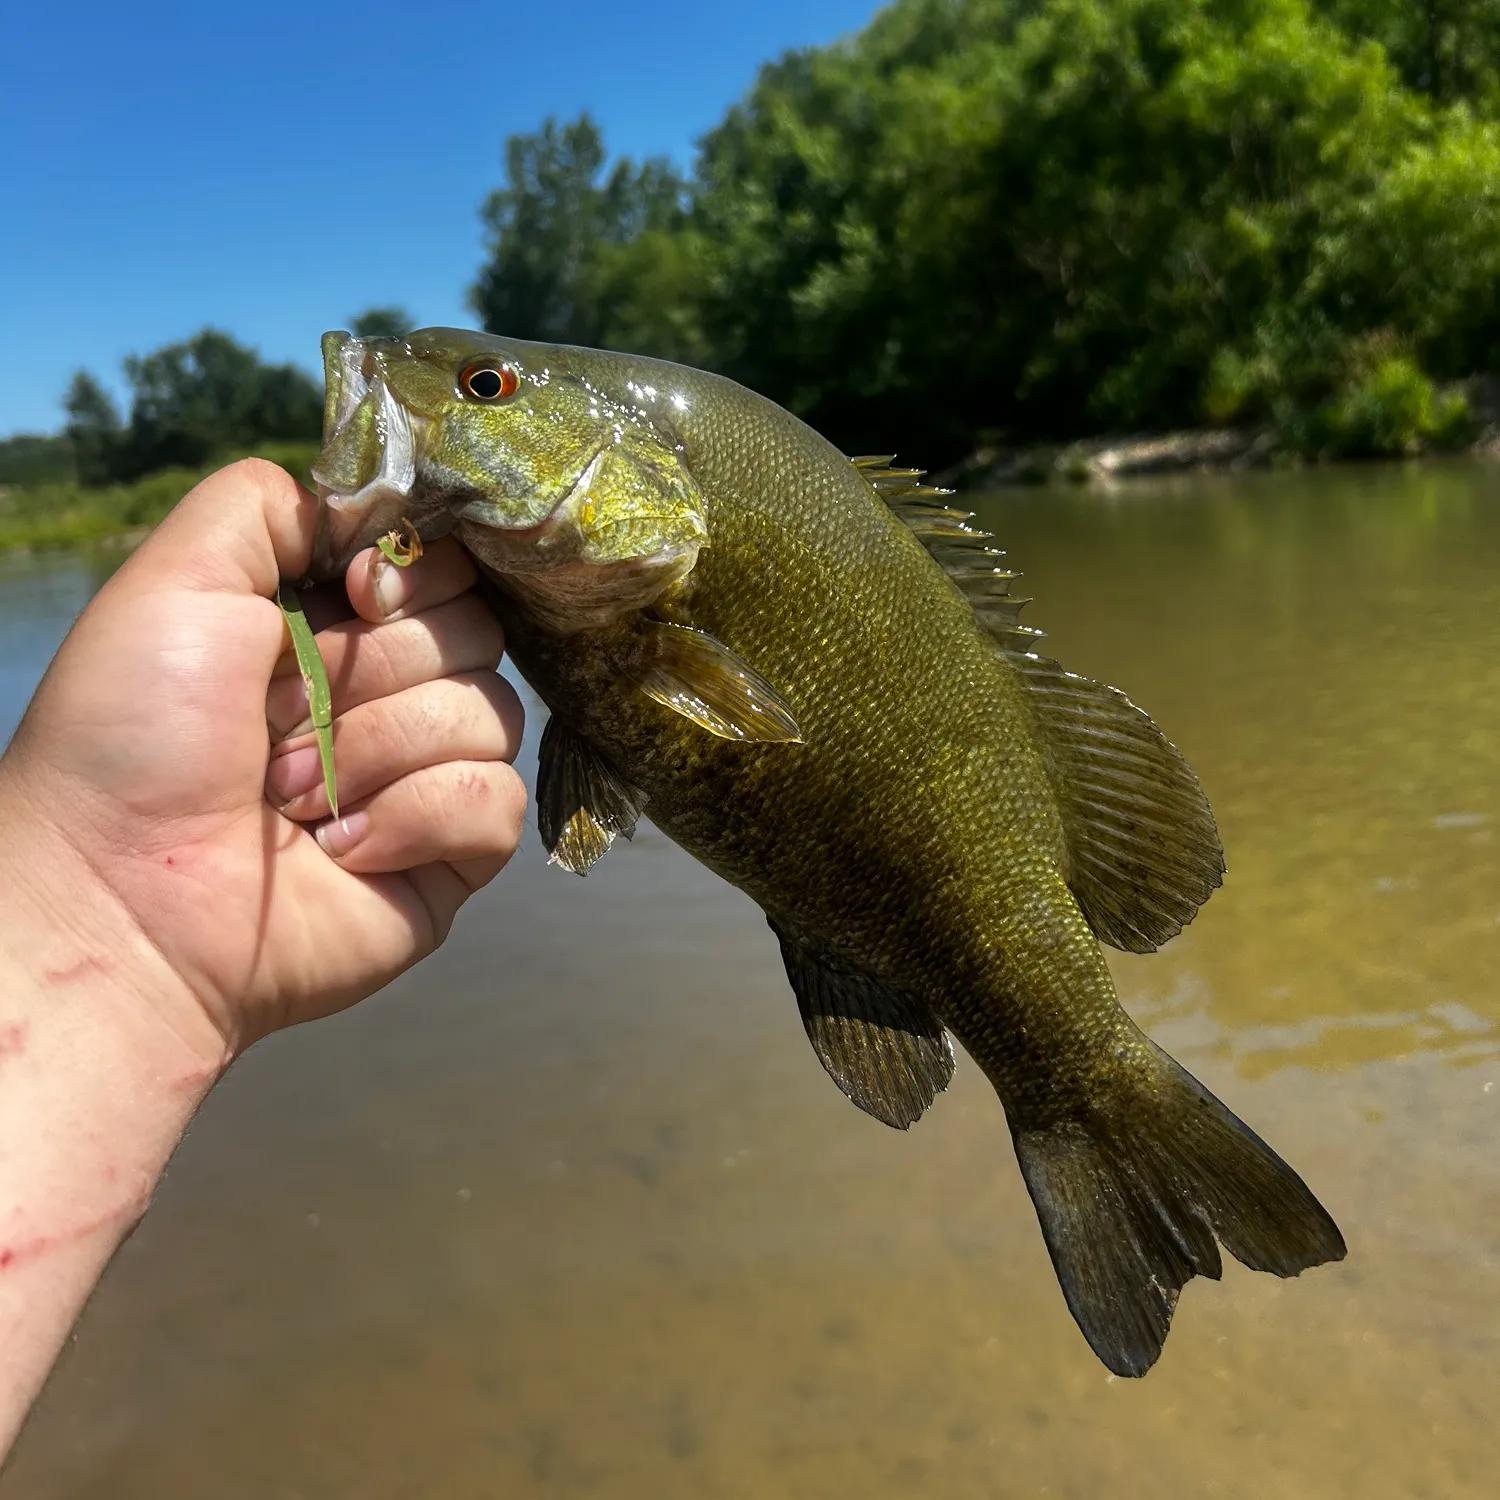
[459, 362, 520, 402]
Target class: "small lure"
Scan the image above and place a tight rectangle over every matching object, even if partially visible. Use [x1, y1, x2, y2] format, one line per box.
[375, 520, 423, 568]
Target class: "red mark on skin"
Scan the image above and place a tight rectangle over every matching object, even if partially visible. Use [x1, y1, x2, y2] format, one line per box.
[0, 1197, 153, 1273]
[42, 956, 111, 986]
[164, 855, 175, 867]
[0, 1021, 27, 1057]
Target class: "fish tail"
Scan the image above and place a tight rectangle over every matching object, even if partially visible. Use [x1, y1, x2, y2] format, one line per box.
[1009, 1040, 1346, 1378]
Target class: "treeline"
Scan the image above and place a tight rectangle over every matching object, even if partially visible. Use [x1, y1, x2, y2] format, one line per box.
[0, 309, 409, 490]
[9, 0, 1500, 494]
[471, 0, 1500, 459]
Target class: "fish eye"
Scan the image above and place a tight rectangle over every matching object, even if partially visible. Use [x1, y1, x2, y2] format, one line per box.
[459, 362, 520, 403]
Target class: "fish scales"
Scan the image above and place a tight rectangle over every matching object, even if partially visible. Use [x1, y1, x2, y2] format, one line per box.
[308, 327, 1346, 1377]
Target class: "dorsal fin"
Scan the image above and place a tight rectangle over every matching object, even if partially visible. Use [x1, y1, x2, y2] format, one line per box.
[1012, 652, 1225, 952]
[852, 457, 1045, 651]
[856, 454, 1224, 951]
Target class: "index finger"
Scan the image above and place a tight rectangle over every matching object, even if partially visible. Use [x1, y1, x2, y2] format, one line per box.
[110, 458, 320, 603]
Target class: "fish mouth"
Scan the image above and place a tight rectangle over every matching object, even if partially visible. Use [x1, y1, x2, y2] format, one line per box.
[307, 333, 433, 580]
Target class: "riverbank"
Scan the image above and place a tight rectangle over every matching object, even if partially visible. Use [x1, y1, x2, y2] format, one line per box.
[2, 417, 1498, 554]
[0, 443, 318, 553]
[940, 376, 1500, 489]
[942, 425, 1500, 489]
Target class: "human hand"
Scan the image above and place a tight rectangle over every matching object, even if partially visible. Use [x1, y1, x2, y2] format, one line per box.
[0, 458, 526, 1067]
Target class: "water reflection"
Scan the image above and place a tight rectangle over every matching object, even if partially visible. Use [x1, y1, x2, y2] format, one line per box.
[3, 463, 1499, 1499]
[972, 461, 1500, 1075]
[0, 549, 115, 746]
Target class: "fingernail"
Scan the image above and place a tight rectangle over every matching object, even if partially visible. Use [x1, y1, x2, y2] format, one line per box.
[266, 746, 323, 803]
[373, 557, 415, 618]
[316, 811, 369, 857]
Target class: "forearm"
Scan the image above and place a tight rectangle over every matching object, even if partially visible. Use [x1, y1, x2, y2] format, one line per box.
[0, 797, 227, 1459]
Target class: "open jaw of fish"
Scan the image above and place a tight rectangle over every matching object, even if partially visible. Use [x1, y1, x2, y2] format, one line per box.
[308, 335, 438, 577]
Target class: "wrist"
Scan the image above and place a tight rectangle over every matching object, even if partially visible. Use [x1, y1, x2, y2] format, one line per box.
[0, 775, 230, 1456]
[0, 767, 231, 1100]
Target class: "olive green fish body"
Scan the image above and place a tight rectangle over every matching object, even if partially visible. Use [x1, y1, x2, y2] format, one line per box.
[491, 371, 1117, 1095]
[311, 328, 1345, 1377]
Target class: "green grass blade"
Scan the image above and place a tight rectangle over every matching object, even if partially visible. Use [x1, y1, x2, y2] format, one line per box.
[276, 582, 338, 820]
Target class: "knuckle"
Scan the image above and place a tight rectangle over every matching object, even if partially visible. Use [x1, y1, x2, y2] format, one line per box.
[448, 596, 505, 662]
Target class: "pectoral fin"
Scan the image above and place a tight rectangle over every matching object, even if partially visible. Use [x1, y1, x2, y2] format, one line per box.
[627, 621, 803, 742]
[770, 921, 954, 1130]
[536, 716, 646, 875]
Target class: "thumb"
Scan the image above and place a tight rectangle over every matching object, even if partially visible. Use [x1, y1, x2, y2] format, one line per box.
[110, 458, 322, 604]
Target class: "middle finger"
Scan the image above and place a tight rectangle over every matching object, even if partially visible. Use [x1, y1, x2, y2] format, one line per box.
[267, 594, 505, 740]
[267, 670, 525, 818]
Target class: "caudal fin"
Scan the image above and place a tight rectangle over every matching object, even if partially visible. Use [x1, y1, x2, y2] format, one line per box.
[1011, 1043, 1345, 1377]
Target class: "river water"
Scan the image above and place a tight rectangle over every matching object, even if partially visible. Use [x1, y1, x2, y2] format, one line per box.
[3, 462, 1498, 1498]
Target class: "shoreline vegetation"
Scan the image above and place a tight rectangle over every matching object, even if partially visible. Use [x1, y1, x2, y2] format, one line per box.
[0, 443, 319, 555]
[4, 420, 1499, 557]
[8, 0, 1500, 548]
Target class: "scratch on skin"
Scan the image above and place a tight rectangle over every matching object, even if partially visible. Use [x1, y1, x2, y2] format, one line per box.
[0, 1190, 153, 1273]
[42, 955, 112, 986]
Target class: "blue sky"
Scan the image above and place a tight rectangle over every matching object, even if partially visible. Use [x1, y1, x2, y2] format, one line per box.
[1, 0, 881, 438]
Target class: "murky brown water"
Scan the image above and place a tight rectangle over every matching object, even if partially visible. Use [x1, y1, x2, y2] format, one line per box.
[4, 462, 1499, 1498]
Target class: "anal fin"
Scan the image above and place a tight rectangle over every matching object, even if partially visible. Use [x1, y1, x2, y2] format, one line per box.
[771, 920, 954, 1130]
[537, 716, 646, 875]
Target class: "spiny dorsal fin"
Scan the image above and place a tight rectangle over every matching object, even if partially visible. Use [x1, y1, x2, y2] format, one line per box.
[857, 453, 1222, 950]
[770, 919, 955, 1130]
[537, 716, 647, 875]
[1012, 652, 1225, 952]
[854, 454, 1045, 652]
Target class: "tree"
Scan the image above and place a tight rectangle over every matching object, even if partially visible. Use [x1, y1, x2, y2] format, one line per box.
[470, 114, 701, 354]
[453, 1, 1499, 455]
[63, 372, 122, 486]
[0, 433, 75, 487]
[118, 329, 323, 478]
[1314, 0, 1500, 111]
[349, 306, 413, 339]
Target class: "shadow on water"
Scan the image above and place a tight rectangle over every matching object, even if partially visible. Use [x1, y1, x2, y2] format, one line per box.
[3, 462, 1499, 1499]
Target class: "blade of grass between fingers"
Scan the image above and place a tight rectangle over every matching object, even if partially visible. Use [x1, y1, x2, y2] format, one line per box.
[276, 582, 339, 820]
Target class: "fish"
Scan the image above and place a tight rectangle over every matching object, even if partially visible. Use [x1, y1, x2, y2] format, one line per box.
[307, 326, 1346, 1377]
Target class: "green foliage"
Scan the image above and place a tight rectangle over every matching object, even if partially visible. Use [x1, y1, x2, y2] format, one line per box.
[470, 114, 699, 352]
[349, 306, 413, 339]
[1305, 339, 1474, 456]
[0, 442, 322, 553]
[0, 432, 74, 486]
[64, 370, 122, 486]
[55, 330, 323, 486]
[1313, 0, 1500, 111]
[470, 0, 1500, 460]
[117, 329, 322, 479]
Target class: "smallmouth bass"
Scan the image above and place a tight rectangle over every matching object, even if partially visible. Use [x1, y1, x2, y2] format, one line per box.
[308, 327, 1345, 1376]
